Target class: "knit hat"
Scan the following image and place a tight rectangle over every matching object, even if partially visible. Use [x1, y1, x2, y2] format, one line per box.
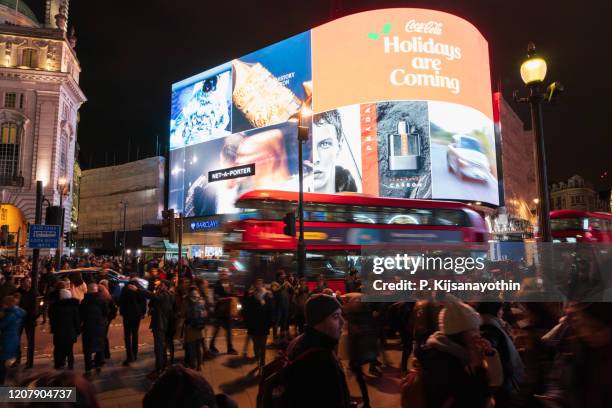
[305, 294, 342, 327]
[438, 300, 482, 335]
[59, 289, 72, 300]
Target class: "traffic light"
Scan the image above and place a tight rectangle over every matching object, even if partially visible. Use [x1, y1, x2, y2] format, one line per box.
[45, 206, 63, 225]
[64, 231, 72, 246]
[282, 212, 296, 237]
[161, 209, 176, 243]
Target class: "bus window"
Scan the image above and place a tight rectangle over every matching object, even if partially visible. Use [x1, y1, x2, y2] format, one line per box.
[551, 218, 586, 231]
[433, 209, 470, 226]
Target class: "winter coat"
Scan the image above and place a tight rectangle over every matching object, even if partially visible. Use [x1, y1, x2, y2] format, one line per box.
[17, 287, 38, 326]
[145, 289, 174, 333]
[415, 332, 491, 408]
[286, 326, 351, 408]
[243, 289, 273, 336]
[49, 298, 80, 345]
[79, 293, 109, 352]
[0, 306, 26, 360]
[119, 283, 147, 323]
[342, 300, 379, 365]
[183, 299, 206, 343]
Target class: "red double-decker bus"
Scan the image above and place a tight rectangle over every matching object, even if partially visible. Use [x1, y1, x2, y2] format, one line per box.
[224, 190, 489, 292]
[551, 210, 612, 243]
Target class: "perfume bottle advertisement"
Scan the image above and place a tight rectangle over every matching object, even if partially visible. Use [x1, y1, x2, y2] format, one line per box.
[429, 101, 499, 205]
[231, 31, 312, 133]
[375, 101, 432, 199]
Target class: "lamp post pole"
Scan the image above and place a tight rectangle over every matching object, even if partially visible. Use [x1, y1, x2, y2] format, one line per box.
[528, 89, 552, 242]
[121, 200, 128, 266]
[55, 179, 69, 270]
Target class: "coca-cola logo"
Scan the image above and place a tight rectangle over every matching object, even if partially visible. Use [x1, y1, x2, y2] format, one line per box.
[404, 20, 443, 35]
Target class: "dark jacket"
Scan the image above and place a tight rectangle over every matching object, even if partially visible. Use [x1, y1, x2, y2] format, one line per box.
[17, 287, 38, 326]
[415, 332, 490, 408]
[214, 280, 235, 319]
[243, 289, 274, 336]
[119, 282, 147, 322]
[80, 292, 109, 352]
[145, 289, 174, 333]
[343, 300, 378, 365]
[286, 326, 351, 408]
[49, 298, 80, 345]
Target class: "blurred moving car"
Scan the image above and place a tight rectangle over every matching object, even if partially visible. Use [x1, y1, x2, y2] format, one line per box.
[53, 267, 148, 299]
[192, 258, 248, 289]
[446, 134, 492, 181]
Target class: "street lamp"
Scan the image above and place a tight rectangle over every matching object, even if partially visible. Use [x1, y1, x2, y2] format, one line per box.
[297, 104, 312, 278]
[514, 42, 563, 242]
[56, 176, 70, 269]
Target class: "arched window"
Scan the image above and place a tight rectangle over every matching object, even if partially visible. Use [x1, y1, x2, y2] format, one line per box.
[21, 48, 38, 68]
[0, 122, 20, 177]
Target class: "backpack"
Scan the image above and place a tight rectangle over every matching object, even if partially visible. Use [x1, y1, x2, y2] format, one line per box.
[256, 336, 325, 408]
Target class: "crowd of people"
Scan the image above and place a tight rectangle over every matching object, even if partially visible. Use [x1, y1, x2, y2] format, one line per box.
[0, 254, 611, 408]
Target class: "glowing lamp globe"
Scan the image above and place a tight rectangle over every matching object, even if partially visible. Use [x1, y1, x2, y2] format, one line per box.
[520, 57, 547, 85]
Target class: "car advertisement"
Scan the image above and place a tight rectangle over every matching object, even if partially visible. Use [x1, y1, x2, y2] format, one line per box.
[169, 8, 500, 216]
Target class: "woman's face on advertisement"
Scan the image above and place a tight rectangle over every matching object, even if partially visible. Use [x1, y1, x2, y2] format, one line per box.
[313, 123, 340, 191]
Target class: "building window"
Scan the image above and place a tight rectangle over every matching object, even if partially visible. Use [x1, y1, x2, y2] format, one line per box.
[59, 134, 67, 179]
[4, 93, 16, 108]
[21, 48, 38, 68]
[0, 122, 20, 177]
[19, 94, 24, 109]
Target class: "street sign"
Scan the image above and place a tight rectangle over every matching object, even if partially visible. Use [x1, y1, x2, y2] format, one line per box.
[28, 224, 60, 249]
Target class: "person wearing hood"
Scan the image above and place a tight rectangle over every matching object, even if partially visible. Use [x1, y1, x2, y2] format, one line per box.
[285, 294, 351, 408]
[49, 289, 80, 370]
[0, 295, 25, 384]
[80, 283, 109, 374]
[414, 300, 493, 408]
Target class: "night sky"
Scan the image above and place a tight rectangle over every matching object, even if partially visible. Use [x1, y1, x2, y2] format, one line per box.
[26, 0, 612, 190]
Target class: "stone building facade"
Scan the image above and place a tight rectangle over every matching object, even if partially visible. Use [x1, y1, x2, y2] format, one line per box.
[550, 175, 609, 212]
[0, 0, 85, 253]
[490, 92, 538, 239]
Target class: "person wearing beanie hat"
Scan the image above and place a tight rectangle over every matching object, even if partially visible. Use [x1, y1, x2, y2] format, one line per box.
[285, 294, 351, 408]
[49, 286, 80, 370]
[438, 299, 482, 335]
[412, 300, 492, 408]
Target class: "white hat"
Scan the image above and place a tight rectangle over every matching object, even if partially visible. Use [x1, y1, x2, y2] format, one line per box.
[59, 289, 72, 300]
[438, 301, 482, 335]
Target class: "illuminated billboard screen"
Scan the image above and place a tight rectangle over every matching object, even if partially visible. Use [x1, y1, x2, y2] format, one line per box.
[169, 8, 499, 217]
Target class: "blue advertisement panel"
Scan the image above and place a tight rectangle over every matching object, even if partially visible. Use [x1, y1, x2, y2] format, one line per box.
[231, 31, 312, 133]
[170, 63, 232, 150]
